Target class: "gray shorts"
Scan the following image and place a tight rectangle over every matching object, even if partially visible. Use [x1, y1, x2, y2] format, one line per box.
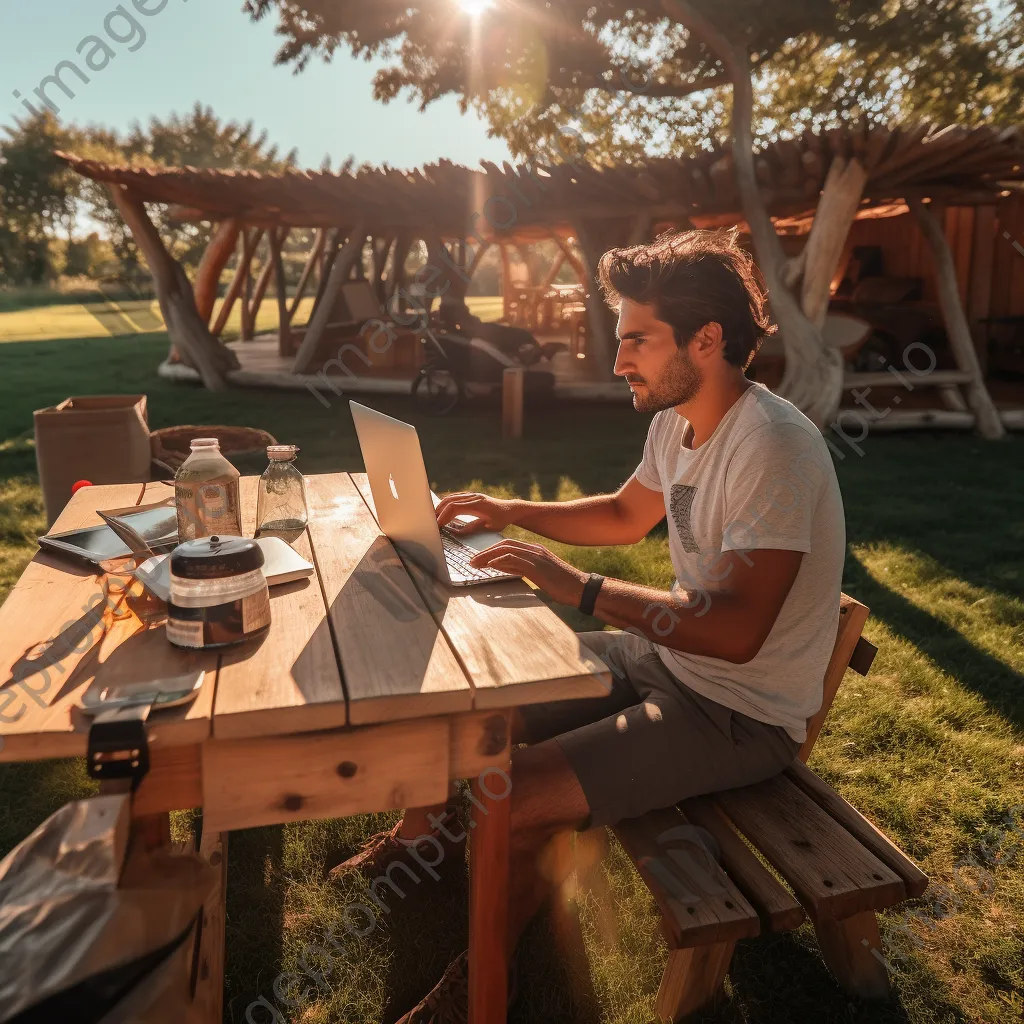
[519, 630, 801, 829]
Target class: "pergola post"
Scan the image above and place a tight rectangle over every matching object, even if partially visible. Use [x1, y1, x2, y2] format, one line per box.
[194, 218, 241, 325]
[500, 244, 513, 321]
[910, 199, 1005, 440]
[289, 228, 326, 322]
[210, 227, 259, 338]
[293, 223, 368, 375]
[387, 232, 415, 305]
[466, 240, 492, 281]
[106, 184, 238, 390]
[271, 227, 292, 357]
[246, 236, 277, 338]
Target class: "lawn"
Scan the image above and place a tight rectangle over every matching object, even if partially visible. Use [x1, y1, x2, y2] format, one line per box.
[0, 291, 505, 346]
[0, 310, 1022, 1024]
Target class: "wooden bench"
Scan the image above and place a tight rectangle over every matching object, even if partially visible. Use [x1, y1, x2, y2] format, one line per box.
[612, 594, 929, 1021]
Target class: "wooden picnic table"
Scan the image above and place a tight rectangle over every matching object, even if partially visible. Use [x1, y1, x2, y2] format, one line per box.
[0, 472, 611, 1023]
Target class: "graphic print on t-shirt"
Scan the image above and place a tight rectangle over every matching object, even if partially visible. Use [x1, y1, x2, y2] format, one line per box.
[669, 483, 700, 552]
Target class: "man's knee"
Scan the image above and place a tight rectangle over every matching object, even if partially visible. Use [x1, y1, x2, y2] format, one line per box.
[509, 741, 589, 836]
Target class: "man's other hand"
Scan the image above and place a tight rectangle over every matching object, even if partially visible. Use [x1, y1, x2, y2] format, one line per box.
[469, 540, 587, 606]
[436, 492, 520, 533]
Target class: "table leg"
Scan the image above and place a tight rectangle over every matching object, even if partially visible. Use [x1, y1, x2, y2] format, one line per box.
[188, 829, 228, 1024]
[468, 767, 512, 1023]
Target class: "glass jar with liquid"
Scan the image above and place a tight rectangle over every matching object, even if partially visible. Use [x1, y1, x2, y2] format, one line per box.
[174, 438, 242, 541]
[255, 445, 308, 536]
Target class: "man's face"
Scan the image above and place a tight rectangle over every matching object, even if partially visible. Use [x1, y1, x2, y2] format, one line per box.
[613, 298, 704, 413]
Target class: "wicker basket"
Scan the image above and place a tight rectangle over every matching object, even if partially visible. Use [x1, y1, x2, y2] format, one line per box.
[150, 425, 278, 475]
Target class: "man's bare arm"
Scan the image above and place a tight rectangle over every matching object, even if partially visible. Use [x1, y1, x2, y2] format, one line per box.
[592, 548, 804, 663]
[436, 474, 665, 546]
[469, 540, 804, 664]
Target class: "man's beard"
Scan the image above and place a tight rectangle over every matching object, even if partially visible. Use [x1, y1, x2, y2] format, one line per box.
[626, 347, 703, 413]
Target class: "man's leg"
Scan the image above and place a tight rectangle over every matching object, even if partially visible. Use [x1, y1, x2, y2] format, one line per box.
[505, 739, 589, 954]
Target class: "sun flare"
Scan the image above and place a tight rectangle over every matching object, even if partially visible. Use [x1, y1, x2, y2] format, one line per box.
[458, 0, 493, 16]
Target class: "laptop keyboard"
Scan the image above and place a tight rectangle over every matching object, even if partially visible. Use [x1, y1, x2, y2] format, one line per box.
[441, 533, 513, 582]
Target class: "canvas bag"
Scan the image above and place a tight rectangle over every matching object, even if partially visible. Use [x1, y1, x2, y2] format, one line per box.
[0, 793, 214, 1024]
[34, 396, 153, 526]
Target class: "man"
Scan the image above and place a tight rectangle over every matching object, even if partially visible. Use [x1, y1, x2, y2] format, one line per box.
[333, 229, 846, 1022]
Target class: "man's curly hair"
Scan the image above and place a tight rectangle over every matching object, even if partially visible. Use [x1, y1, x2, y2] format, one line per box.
[597, 228, 776, 370]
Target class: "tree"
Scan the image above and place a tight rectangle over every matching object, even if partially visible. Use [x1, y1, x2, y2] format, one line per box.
[0, 111, 81, 283]
[82, 103, 299, 280]
[244, 0, 1019, 427]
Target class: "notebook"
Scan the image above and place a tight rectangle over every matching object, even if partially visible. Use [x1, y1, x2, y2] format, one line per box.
[135, 536, 314, 602]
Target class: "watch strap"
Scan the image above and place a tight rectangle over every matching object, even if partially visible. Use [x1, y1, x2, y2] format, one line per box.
[578, 573, 605, 616]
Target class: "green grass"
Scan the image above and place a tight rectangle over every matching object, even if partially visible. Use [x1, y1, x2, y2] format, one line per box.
[0, 309, 1021, 1024]
[0, 292, 505, 346]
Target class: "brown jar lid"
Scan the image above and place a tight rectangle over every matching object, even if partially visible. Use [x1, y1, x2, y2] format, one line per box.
[170, 535, 264, 579]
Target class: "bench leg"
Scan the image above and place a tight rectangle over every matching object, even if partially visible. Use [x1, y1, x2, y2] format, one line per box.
[654, 940, 735, 1022]
[813, 910, 891, 1000]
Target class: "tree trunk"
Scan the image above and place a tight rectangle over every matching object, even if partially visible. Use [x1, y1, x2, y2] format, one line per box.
[106, 184, 238, 391]
[910, 200, 1005, 439]
[661, 0, 850, 429]
[570, 216, 636, 377]
[800, 158, 868, 328]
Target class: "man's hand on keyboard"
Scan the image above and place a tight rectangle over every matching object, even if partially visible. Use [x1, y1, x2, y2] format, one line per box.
[469, 540, 587, 606]
[436, 492, 520, 534]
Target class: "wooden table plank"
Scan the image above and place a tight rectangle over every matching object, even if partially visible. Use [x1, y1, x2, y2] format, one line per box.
[305, 473, 472, 725]
[202, 716, 450, 833]
[351, 474, 611, 708]
[0, 482, 216, 763]
[211, 476, 345, 739]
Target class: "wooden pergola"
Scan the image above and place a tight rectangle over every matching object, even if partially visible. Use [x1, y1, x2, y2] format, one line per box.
[58, 122, 1024, 433]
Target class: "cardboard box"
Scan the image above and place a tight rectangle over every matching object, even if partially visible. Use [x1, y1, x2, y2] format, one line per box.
[34, 395, 152, 525]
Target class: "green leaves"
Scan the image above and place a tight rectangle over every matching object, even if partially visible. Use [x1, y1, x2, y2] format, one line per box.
[243, 0, 1022, 161]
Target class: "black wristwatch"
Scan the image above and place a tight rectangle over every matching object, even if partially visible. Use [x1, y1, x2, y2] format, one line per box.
[578, 573, 605, 616]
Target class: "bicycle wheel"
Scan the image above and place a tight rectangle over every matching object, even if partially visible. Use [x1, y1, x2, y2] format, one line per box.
[412, 365, 463, 416]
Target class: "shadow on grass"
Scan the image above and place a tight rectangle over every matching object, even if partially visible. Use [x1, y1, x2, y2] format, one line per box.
[702, 929, 966, 1024]
[844, 557, 1024, 730]
[835, 433, 1024, 605]
[223, 824, 287, 1024]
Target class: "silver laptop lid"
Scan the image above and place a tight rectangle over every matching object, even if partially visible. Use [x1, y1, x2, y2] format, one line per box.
[349, 401, 452, 583]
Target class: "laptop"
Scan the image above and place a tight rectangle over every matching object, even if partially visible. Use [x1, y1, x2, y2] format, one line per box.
[349, 401, 519, 586]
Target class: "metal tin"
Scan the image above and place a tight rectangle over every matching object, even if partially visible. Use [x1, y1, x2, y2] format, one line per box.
[166, 535, 270, 649]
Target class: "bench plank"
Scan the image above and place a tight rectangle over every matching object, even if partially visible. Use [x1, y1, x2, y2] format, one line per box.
[785, 761, 929, 899]
[680, 796, 806, 933]
[614, 807, 760, 948]
[713, 774, 906, 921]
[800, 594, 870, 761]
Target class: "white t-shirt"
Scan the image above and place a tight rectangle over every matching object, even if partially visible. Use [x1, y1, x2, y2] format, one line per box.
[634, 383, 846, 742]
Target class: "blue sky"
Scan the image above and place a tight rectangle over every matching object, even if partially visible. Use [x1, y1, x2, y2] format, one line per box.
[1, 0, 514, 170]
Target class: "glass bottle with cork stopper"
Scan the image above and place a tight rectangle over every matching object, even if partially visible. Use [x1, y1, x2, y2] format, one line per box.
[256, 445, 308, 538]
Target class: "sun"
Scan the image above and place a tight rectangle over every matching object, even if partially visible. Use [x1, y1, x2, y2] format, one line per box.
[458, 0, 493, 16]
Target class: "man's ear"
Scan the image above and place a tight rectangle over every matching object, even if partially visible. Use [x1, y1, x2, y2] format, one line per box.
[693, 322, 723, 358]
